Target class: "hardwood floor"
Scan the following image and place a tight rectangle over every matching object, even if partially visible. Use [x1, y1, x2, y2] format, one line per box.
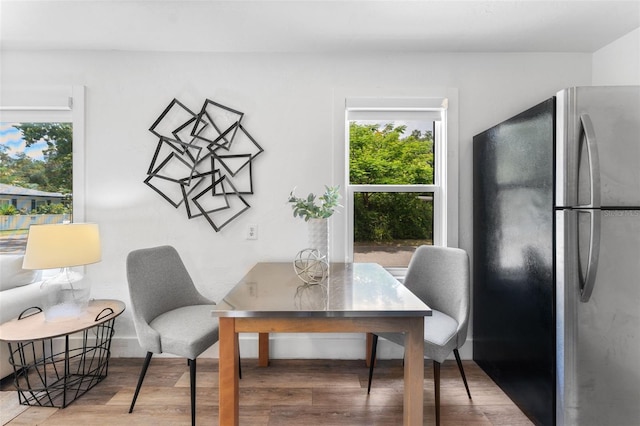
[1, 357, 533, 425]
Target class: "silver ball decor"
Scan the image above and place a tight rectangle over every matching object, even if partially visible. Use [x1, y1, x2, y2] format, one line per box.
[293, 249, 328, 285]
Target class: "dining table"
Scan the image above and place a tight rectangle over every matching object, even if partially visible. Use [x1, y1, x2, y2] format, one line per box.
[212, 262, 432, 425]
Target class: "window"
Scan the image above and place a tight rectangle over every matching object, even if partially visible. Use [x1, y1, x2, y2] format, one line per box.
[0, 86, 85, 254]
[343, 95, 456, 273]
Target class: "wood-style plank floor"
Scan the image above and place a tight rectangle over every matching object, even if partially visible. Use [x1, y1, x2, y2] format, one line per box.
[1, 357, 533, 425]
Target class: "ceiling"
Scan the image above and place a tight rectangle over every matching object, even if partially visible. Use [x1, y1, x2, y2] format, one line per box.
[1, 1, 639, 53]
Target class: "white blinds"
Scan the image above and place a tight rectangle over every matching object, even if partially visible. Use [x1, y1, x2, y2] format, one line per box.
[346, 97, 445, 122]
[0, 86, 73, 122]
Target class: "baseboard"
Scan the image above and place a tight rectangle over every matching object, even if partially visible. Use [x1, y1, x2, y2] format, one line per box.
[108, 333, 473, 360]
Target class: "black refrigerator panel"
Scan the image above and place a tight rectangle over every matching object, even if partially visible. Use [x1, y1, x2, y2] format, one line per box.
[473, 97, 556, 426]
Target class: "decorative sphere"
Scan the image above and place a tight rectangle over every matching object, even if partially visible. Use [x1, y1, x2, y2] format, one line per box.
[294, 249, 328, 284]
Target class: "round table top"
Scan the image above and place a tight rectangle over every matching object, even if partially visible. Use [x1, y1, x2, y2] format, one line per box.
[0, 299, 125, 342]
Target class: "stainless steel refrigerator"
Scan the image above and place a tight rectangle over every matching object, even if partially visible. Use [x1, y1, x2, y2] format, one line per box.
[473, 86, 640, 426]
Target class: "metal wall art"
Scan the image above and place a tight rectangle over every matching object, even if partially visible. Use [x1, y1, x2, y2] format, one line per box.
[145, 98, 264, 231]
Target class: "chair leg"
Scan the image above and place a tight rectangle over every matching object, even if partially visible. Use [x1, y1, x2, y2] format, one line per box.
[367, 334, 378, 394]
[453, 348, 471, 399]
[238, 340, 242, 379]
[129, 351, 153, 413]
[189, 359, 196, 426]
[434, 360, 441, 426]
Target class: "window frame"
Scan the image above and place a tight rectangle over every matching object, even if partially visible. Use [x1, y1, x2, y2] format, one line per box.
[332, 88, 459, 274]
[0, 86, 86, 222]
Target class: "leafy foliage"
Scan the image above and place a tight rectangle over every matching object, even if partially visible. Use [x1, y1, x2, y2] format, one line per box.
[349, 122, 433, 185]
[0, 204, 19, 215]
[34, 202, 69, 214]
[349, 122, 434, 243]
[354, 192, 432, 242]
[288, 185, 341, 221]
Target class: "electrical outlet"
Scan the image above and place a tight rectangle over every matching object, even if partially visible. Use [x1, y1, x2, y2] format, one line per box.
[247, 224, 258, 240]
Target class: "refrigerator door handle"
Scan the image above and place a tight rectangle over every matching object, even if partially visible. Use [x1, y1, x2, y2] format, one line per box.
[578, 209, 601, 302]
[578, 113, 601, 209]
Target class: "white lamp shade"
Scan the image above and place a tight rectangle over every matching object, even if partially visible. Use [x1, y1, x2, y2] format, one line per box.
[22, 223, 101, 270]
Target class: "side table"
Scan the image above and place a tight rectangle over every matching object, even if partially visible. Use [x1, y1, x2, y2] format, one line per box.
[0, 299, 125, 408]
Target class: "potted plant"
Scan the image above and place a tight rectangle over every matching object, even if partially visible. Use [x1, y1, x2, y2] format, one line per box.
[288, 185, 341, 261]
[287, 185, 341, 221]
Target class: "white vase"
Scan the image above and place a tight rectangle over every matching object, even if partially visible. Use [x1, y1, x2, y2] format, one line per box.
[307, 218, 329, 262]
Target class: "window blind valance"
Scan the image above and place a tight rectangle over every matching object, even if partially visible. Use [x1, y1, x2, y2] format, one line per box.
[346, 97, 446, 122]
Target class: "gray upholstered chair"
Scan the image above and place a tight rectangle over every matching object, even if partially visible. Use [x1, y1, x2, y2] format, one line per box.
[126, 245, 219, 426]
[367, 245, 471, 426]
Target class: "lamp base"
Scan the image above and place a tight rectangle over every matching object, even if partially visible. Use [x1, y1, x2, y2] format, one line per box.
[40, 268, 91, 321]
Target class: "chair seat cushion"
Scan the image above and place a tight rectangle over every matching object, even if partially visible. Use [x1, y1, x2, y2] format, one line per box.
[424, 310, 458, 347]
[378, 309, 459, 364]
[150, 305, 219, 359]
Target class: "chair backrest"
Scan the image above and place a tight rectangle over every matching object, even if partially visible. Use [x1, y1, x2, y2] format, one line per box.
[126, 245, 211, 328]
[403, 245, 470, 348]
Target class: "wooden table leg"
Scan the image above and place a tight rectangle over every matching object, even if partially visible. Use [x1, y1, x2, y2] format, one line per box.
[219, 317, 239, 425]
[365, 332, 375, 367]
[258, 332, 269, 367]
[404, 317, 424, 426]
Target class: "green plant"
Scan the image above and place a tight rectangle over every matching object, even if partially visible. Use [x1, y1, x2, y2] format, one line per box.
[0, 204, 19, 215]
[35, 202, 69, 214]
[288, 185, 341, 221]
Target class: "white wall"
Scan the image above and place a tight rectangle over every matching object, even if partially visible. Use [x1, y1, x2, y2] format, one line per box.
[593, 27, 640, 85]
[0, 50, 592, 359]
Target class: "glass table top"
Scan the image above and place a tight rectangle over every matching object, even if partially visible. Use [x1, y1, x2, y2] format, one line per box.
[212, 262, 431, 318]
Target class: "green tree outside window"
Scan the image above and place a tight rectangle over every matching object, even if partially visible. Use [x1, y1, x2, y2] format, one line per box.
[349, 122, 434, 243]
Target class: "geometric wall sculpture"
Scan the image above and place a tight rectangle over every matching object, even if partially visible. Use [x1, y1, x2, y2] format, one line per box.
[146, 98, 264, 231]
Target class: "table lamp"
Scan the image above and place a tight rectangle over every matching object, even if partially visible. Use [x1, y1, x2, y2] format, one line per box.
[22, 223, 101, 321]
